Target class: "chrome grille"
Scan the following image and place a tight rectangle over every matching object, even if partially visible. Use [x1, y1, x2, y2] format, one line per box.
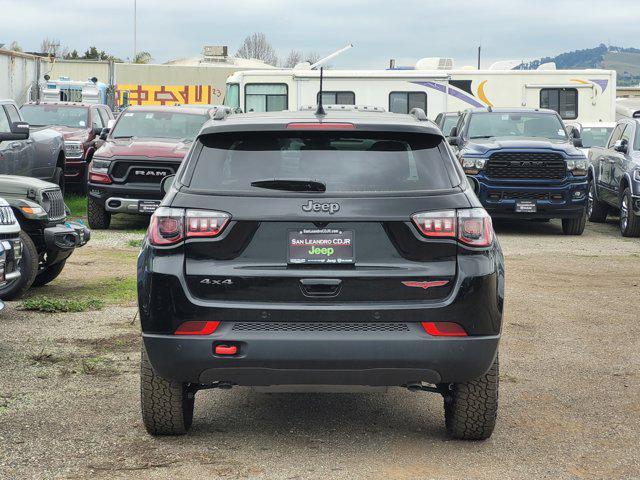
[486, 152, 566, 179]
[42, 189, 66, 221]
[232, 322, 410, 332]
[0, 206, 16, 225]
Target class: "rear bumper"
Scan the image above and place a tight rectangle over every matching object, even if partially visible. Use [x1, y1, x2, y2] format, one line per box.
[143, 324, 500, 386]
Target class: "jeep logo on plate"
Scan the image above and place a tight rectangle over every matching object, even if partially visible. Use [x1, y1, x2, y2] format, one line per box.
[302, 200, 340, 215]
[134, 170, 168, 177]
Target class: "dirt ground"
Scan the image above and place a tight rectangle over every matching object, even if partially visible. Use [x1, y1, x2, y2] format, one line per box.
[0, 218, 639, 480]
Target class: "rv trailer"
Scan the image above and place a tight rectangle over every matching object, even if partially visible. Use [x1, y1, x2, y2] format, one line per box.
[224, 59, 616, 123]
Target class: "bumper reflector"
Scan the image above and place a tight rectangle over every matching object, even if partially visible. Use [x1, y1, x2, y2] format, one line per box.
[214, 344, 238, 355]
[174, 321, 220, 335]
[421, 322, 467, 337]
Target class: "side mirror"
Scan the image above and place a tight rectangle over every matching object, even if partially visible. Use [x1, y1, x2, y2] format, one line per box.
[92, 125, 103, 135]
[160, 174, 175, 195]
[614, 139, 628, 154]
[99, 127, 110, 141]
[573, 137, 583, 148]
[0, 121, 30, 142]
[449, 126, 458, 138]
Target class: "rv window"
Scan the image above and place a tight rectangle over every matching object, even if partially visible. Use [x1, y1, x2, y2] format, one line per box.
[245, 83, 288, 112]
[317, 91, 355, 105]
[225, 83, 240, 109]
[389, 92, 427, 114]
[540, 88, 578, 119]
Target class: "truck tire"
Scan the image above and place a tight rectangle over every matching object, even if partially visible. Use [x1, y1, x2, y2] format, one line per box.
[53, 166, 66, 196]
[141, 347, 194, 436]
[87, 196, 111, 229]
[561, 210, 586, 235]
[587, 181, 608, 223]
[444, 355, 498, 441]
[0, 231, 39, 300]
[32, 260, 66, 287]
[620, 188, 640, 237]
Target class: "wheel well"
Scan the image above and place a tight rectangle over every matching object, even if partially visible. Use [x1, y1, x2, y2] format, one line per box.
[57, 151, 65, 168]
[620, 176, 630, 198]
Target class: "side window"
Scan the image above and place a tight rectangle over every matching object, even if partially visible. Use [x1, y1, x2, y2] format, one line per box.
[607, 124, 624, 148]
[317, 91, 355, 105]
[97, 108, 110, 125]
[389, 92, 427, 114]
[91, 109, 104, 129]
[0, 106, 11, 132]
[4, 104, 21, 124]
[540, 88, 578, 120]
[245, 84, 288, 112]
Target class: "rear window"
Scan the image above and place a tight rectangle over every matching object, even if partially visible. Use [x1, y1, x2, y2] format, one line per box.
[188, 131, 455, 194]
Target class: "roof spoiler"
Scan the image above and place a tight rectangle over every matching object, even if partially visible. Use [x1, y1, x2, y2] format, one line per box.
[409, 108, 428, 121]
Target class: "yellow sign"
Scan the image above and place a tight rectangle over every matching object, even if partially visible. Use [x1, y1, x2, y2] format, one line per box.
[116, 84, 224, 106]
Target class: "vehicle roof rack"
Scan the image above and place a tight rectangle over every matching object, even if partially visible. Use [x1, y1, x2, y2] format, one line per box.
[409, 108, 428, 121]
[299, 104, 386, 112]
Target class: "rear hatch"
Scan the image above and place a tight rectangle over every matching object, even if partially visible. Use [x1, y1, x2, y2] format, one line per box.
[175, 129, 470, 304]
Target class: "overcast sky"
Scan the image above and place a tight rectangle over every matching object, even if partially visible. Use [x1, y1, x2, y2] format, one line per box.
[1, 0, 639, 68]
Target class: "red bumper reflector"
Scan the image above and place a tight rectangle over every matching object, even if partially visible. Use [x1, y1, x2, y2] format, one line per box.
[215, 344, 237, 355]
[421, 322, 467, 337]
[174, 321, 220, 335]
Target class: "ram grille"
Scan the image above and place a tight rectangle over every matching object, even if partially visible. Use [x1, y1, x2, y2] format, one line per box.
[486, 152, 566, 179]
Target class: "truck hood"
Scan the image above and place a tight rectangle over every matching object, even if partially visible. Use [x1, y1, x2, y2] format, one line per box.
[47, 125, 91, 142]
[460, 137, 584, 157]
[95, 138, 191, 159]
[0, 175, 58, 196]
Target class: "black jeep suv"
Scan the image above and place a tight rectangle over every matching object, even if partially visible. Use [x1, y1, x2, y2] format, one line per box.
[138, 108, 505, 440]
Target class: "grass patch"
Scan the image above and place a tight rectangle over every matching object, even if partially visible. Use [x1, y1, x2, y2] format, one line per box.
[127, 238, 143, 248]
[80, 276, 137, 304]
[80, 356, 119, 376]
[64, 193, 87, 218]
[22, 296, 103, 313]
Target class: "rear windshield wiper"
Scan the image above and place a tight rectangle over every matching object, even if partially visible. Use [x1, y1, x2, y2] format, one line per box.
[469, 135, 494, 139]
[113, 135, 136, 139]
[250, 178, 327, 192]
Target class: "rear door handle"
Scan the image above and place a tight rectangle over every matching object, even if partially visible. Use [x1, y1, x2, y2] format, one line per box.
[300, 278, 342, 297]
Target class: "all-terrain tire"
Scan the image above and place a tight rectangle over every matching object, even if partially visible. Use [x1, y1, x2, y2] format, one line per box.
[444, 355, 498, 440]
[0, 231, 39, 300]
[141, 347, 194, 436]
[52, 166, 66, 196]
[620, 187, 640, 237]
[586, 181, 608, 223]
[32, 260, 66, 287]
[561, 210, 586, 235]
[87, 195, 111, 230]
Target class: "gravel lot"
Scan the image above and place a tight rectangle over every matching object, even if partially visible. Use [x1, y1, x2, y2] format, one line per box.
[0, 218, 639, 480]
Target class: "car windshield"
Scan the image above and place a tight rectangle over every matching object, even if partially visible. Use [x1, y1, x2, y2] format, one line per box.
[189, 131, 455, 194]
[111, 111, 209, 140]
[441, 115, 459, 136]
[467, 112, 567, 141]
[20, 105, 89, 128]
[580, 127, 614, 148]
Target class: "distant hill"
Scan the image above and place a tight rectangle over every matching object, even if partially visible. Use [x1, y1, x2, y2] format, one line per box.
[517, 44, 640, 86]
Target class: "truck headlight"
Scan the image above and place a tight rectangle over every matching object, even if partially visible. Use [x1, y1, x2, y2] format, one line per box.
[461, 157, 486, 175]
[567, 159, 588, 176]
[64, 141, 84, 159]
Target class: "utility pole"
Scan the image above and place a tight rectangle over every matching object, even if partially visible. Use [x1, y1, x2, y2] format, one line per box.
[477, 45, 481, 70]
[133, 0, 137, 62]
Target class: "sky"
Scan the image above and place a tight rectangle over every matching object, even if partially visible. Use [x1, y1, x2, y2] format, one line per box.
[1, 0, 639, 68]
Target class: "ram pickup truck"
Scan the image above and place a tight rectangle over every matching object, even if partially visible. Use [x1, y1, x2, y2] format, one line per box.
[0, 99, 66, 192]
[449, 108, 589, 235]
[586, 115, 640, 236]
[87, 105, 218, 229]
[20, 102, 115, 192]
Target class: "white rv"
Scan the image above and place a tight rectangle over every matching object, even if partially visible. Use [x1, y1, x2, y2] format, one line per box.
[224, 59, 616, 123]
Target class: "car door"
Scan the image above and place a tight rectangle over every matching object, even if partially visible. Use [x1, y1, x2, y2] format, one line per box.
[609, 124, 632, 200]
[0, 105, 16, 174]
[2, 103, 35, 176]
[598, 124, 624, 205]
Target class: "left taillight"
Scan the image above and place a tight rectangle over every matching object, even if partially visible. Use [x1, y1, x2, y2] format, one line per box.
[148, 207, 230, 246]
[411, 208, 494, 248]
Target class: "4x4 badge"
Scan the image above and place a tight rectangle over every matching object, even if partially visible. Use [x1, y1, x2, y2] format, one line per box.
[200, 278, 234, 285]
[302, 200, 340, 214]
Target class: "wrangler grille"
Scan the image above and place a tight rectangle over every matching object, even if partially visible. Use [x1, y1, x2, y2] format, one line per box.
[232, 322, 410, 332]
[486, 152, 566, 179]
[0, 206, 16, 225]
[42, 189, 65, 221]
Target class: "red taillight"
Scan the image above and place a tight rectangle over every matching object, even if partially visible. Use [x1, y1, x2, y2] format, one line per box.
[421, 322, 467, 337]
[88, 172, 112, 184]
[175, 321, 220, 335]
[411, 208, 493, 247]
[286, 122, 355, 130]
[149, 208, 230, 246]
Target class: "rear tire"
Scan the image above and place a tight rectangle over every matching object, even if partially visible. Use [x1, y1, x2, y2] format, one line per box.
[32, 260, 66, 287]
[53, 166, 65, 196]
[586, 181, 608, 223]
[0, 231, 39, 300]
[140, 347, 194, 436]
[87, 195, 111, 229]
[444, 355, 498, 441]
[561, 211, 586, 235]
[620, 187, 640, 237]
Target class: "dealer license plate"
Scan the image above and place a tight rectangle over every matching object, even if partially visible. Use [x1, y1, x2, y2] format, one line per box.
[288, 229, 354, 265]
[515, 200, 537, 213]
[138, 200, 161, 213]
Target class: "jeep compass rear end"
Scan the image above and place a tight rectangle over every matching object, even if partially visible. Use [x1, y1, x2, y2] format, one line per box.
[138, 109, 504, 440]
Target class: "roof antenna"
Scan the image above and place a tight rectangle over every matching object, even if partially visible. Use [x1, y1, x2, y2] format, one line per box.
[315, 67, 326, 116]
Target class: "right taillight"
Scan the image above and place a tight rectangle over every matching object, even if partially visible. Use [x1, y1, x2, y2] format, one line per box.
[411, 208, 493, 247]
[148, 207, 230, 246]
